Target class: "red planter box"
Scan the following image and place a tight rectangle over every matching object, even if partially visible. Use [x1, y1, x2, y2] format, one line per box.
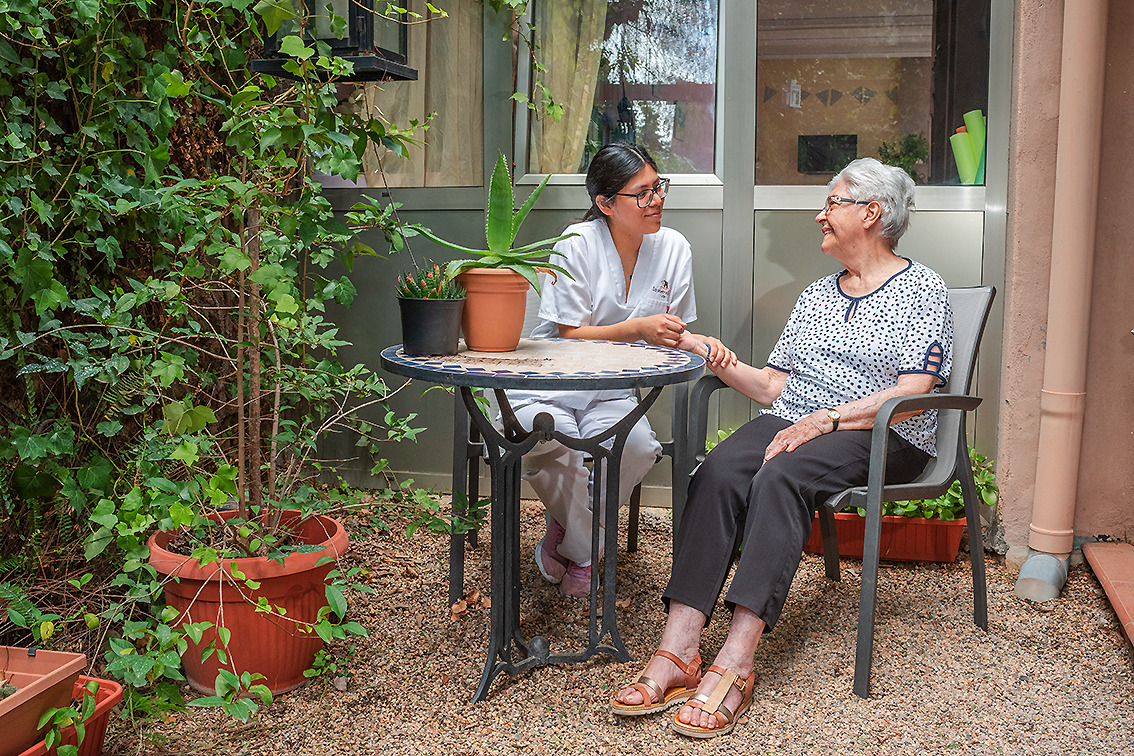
[0, 647, 86, 756]
[804, 512, 967, 563]
[18, 676, 123, 756]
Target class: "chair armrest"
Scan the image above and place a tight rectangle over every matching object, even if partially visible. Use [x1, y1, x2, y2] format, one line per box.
[855, 393, 983, 513]
[869, 392, 981, 462]
[688, 374, 728, 464]
[871, 392, 982, 432]
[663, 380, 689, 460]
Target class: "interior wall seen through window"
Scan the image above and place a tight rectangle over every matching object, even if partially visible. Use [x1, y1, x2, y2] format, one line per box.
[756, 0, 990, 186]
[321, 1, 484, 189]
[529, 0, 719, 175]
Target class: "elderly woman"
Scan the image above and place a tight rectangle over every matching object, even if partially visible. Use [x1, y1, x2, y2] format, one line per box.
[612, 158, 953, 739]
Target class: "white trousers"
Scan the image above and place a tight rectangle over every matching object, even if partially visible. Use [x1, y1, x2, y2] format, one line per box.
[512, 396, 661, 566]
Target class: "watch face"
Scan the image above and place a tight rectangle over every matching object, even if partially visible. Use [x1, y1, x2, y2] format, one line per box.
[828, 409, 840, 420]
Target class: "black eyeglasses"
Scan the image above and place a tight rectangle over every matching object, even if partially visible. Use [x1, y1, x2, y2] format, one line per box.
[615, 178, 671, 208]
[823, 196, 872, 213]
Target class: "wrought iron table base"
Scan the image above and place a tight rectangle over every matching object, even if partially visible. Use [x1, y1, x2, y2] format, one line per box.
[462, 385, 662, 702]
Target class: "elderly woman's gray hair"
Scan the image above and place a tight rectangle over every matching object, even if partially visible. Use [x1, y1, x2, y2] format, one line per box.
[830, 157, 916, 247]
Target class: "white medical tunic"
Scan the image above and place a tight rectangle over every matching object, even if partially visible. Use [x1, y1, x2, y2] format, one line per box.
[510, 218, 698, 409]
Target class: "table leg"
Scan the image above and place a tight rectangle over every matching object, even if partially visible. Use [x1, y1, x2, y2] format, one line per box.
[583, 386, 662, 663]
[449, 391, 485, 606]
[461, 385, 664, 701]
[463, 388, 545, 702]
[449, 390, 468, 606]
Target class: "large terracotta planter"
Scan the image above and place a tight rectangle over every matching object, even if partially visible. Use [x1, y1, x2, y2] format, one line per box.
[147, 510, 348, 695]
[0, 647, 86, 756]
[803, 511, 966, 564]
[457, 268, 529, 352]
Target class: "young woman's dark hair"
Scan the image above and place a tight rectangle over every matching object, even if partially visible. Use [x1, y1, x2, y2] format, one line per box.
[581, 144, 660, 223]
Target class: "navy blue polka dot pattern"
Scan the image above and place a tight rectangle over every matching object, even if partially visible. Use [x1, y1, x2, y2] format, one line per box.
[764, 259, 953, 455]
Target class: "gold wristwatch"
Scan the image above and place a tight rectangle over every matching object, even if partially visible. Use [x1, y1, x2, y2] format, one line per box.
[826, 408, 841, 432]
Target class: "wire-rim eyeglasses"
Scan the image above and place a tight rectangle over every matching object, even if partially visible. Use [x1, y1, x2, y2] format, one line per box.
[823, 196, 872, 213]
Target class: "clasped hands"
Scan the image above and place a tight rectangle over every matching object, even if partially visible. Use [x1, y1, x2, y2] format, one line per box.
[638, 313, 737, 369]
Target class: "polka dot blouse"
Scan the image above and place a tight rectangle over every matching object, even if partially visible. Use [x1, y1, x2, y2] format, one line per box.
[764, 258, 954, 455]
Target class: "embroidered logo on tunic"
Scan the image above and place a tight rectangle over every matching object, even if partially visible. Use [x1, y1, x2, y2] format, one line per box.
[651, 279, 671, 297]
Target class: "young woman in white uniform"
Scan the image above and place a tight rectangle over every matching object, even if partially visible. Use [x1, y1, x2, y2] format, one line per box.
[510, 145, 735, 598]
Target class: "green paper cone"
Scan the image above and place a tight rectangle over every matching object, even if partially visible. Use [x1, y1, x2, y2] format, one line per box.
[964, 110, 986, 184]
[950, 131, 978, 184]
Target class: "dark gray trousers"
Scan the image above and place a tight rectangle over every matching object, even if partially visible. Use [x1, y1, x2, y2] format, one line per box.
[663, 414, 930, 630]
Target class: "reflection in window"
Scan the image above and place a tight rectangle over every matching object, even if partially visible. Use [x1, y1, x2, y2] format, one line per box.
[756, 0, 989, 186]
[530, 0, 719, 175]
[321, 1, 483, 188]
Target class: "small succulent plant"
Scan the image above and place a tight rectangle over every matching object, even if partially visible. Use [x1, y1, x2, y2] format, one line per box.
[394, 263, 465, 299]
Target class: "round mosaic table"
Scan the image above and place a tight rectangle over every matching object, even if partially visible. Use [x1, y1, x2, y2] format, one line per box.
[381, 339, 705, 702]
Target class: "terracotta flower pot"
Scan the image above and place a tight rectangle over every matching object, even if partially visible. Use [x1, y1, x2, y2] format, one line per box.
[146, 510, 348, 695]
[803, 511, 966, 563]
[457, 268, 529, 352]
[0, 647, 86, 756]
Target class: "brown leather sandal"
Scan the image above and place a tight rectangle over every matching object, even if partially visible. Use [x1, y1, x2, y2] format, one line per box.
[670, 664, 755, 738]
[610, 649, 703, 716]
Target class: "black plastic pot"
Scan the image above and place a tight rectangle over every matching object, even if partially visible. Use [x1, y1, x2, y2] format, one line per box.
[398, 297, 465, 356]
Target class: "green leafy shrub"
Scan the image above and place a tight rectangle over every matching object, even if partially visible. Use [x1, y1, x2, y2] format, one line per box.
[0, 0, 448, 720]
[878, 133, 930, 183]
[859, 447, 999, 520]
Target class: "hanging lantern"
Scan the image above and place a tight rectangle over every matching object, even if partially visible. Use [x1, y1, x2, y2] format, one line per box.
[252, 0, 417, 82]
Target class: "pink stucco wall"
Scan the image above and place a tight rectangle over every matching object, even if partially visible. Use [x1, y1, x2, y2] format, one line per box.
[1075, 1, 1134, 538]
[999, 0, 1134, 552]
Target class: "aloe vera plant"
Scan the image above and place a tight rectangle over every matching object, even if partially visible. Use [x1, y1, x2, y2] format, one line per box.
[416, 152, 576, 294]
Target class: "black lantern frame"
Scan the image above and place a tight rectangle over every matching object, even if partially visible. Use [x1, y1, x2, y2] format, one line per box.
[252, 0, 418, 82]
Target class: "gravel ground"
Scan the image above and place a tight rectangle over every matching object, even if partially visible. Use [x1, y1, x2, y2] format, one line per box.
[112, 502, 1134, 755]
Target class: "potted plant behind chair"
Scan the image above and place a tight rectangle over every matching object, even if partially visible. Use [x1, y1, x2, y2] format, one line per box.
[395, 263, 466, 356]
[803, 447, 999, 563]
[414, 152, 576, 352]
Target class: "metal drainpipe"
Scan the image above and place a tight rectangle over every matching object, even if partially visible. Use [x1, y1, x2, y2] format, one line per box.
[1015, 0, 1109, 602]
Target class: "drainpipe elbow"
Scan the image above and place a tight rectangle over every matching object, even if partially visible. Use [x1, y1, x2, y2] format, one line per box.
[1014, 550, 1071, 602]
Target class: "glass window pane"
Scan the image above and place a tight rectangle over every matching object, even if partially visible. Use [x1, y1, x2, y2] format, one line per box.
[319, 2, 484, 188]
[530, 0, 719, 175]
[756, 0, 990, 186]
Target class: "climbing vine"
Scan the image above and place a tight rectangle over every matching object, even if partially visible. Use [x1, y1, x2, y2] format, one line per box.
[0, 0, 433, 714]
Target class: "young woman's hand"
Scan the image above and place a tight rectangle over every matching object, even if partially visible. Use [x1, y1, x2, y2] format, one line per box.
[636, 313, 687, 347]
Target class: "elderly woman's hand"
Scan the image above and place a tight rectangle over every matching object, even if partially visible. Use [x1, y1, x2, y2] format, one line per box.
[764, 412, 828, 461]
[675, 332, 737, 367]
[699, 336, 737, 368]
